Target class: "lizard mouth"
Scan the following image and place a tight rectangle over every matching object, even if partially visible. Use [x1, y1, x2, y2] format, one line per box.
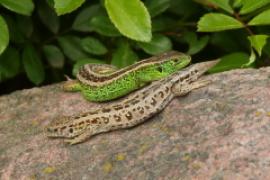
[46, 127, 64, 137]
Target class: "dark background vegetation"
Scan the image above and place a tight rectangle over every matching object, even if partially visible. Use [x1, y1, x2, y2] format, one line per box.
[0, 0, 269, 95]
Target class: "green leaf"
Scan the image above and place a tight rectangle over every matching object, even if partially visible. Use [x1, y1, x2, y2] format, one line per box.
[81, 37, 108, 55]
[37, 1, 59, 33]
[183, 32, 209, 55]
[90, 15, 121, 37]
[240, 0, 270, 14]
[58, 36, 89, 61]
[0, 47, 20, 80]
[72, 4, 105, 32]
[111, 40, 138, 68]
[248, 9, 270, 26]
[54, 0, 85, 15]
[145, 0, 170, 17]
[248, 35, 268, 56]
[0, 15, 9, 55]
[262, 39, 270, 57]
[208, 0, 233, 14]
[2, 14, 24, 43]
[0, 0, 34, 16]
[198, 13, 244, 32]
[72, 58, 105, 76]
[105, 0, 152, 42]
[242, 49, 256, 67]
[233, 0, 242, 8]
[137, 34, 172, 55]
[22, 45, 45, 85]
[208, 52, 250, 73]
[43, 45, 64, 68]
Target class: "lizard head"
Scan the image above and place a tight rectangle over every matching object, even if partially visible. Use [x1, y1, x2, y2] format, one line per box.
[45, 116, 86, 138]
[159, 53, 191, 74]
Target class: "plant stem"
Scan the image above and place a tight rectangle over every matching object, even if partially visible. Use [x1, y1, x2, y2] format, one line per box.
[234, 12, 254, 36]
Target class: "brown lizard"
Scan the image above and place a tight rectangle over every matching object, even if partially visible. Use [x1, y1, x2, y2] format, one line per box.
[45, 60, 218, 145]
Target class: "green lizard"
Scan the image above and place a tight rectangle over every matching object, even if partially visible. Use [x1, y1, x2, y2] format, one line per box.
[63, 51, 191, 102]
[46, 60, 218, 145]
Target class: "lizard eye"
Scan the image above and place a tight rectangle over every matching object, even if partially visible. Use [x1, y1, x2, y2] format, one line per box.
[173, 58, 179, 63]
[69, 128, 73, 133]
[157, 66, 163, 72]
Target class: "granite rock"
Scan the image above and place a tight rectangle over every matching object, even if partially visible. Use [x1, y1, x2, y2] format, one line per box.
[1, 67, 270, 179]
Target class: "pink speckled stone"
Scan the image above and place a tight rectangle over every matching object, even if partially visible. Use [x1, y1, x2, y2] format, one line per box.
[1, 67, 270, 179]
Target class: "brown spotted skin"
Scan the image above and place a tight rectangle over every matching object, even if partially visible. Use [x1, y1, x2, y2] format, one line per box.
[45, 60, 219, 145]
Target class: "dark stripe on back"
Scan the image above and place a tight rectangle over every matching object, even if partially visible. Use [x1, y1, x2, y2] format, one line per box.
[77, 51, 185, 83]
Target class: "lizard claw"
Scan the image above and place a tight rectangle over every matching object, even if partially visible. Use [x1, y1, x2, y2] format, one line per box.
[64, 75, 73, 81]
[64, 138, 80, 145]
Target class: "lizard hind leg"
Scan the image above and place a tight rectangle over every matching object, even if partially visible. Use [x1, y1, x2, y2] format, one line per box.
[172, 80, 211, 96]
[62, 80, 82, 92]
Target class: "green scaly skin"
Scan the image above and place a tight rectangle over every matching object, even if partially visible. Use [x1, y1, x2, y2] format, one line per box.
[63, 55, 191, 102]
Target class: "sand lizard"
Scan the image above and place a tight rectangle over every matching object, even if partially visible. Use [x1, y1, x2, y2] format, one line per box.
[63, 51, 191, 102]
[45, 60, 218, 145]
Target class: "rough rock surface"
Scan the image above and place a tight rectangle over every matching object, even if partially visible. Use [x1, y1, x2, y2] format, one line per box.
[1, 67, 270, 180]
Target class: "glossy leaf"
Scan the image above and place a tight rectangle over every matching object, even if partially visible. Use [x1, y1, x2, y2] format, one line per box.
[242, 49, 256, 67]
[240, 0, 270, 14]
[208, 52, 250, 73]
[0, 0, 34, 16]
[73, 58, 105, 76]
[145, 0, 170, 17]
[208, 0, 233, 14]
[58, 36, 89, 61]
[198, 13, 244, 32]
[262, 39, 270, 57]
[248, 9, 270, 26]
[54, 0, 85, 15]
[72, 5, 104, 32]
[0, 47, 20, 80]
[90, 15, 121, 37]
[137, 34, 172, 55]
[0, 15, 9, 55]
[105, 0, 152, 42]
[43, 45, 64, 68]
[2, 14, 24, 43]
[37, 1, 59, 33]
[248, 35, 268, 56]
[81, 37, 108, 55]
[22, 45, 45, 85]
[184, 32, 209, 55]
[111, 40, 138, 68]
[233, 0, 242, 8]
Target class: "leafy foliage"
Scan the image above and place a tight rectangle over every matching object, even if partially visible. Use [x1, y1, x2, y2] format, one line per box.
[0, 0, 269, 93]
[0, 15, 9, 54]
